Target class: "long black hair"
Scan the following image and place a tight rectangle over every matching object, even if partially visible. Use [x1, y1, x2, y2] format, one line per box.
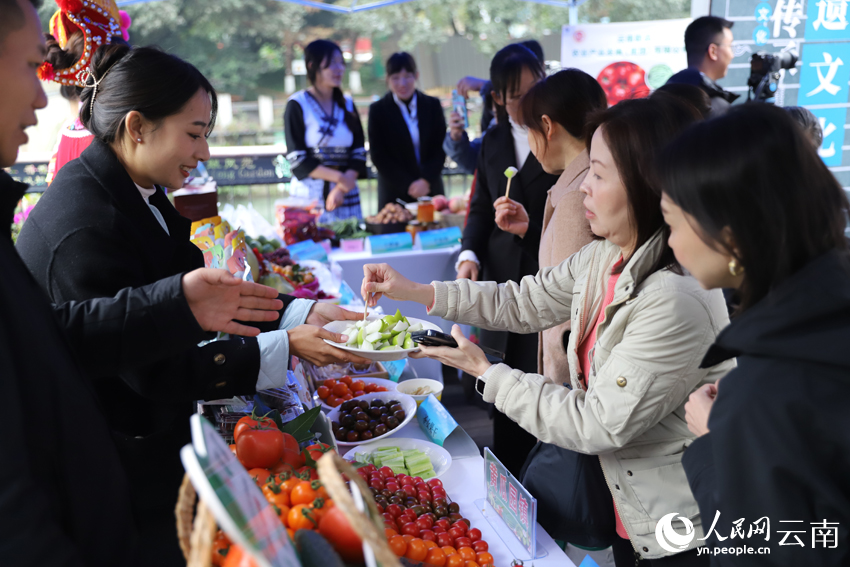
[304, 39, 359, 134]
[489, 44, 544, 123]
[585, 97, 702, 282]
[659, 104, 849, 312]
[79, 44, 217, 144]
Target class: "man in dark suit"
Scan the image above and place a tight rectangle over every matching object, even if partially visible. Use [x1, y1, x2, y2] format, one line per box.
[666, 16, 739, 117]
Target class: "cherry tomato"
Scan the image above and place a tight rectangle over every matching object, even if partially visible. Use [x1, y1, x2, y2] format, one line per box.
[351, 380, 365, 392]
[364, 382, 377, 393]
[326, 394, 341, 407]
[247, 468, 271, 486]
[452, 520, 468, 535]
[403, 485, 417, 497]
[402, 534, 415, 544]
[342, 393, 353, 401]
[458, 547, 477, 561]
[421, 529, 437, 542]
[405, 539, 428, 561]
[323, 379, 337, 389]
[401, 522, 420, 537]
[316, 386, 330, 399]
[339, 375, 353, 386]
[464, 562, 480, 567]
[423, 540, 438, 550]
[385, 504, 403, 518]
[388, 535, 407, 556]
[332, 382, 350, 397]
[352, 390, 365, 397]
[476, 551, 494, 566]
[375, 386, 388, 392]
[467, 528, 481, 542]
[427, 478, 443, 488]
[290, 480, 318, 505]
[448, 527, 464, 540]
[379, 466, 394, 479]
[287, 504, 316, 530]
[473, 540, 489, 552]
[455, 537, 472, 549]
[437, 532, 454, 547]
[434, 526, 447, 534]
[426, 547, 448, 567]
[446, 554, 465, 567]
[435, 519, 451, 530]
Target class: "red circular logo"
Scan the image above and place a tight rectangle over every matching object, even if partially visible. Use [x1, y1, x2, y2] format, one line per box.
[597, 61, 650, 105]
[573, 30, 584, 42]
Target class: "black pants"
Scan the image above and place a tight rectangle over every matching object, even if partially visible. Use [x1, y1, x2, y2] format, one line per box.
[612, 538, 709, 567]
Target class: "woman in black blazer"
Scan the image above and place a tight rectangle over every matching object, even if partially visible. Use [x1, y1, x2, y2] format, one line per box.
[458, 44, 557, 477]
[368, 52, 447, 209]
[16, 45, 365, 567]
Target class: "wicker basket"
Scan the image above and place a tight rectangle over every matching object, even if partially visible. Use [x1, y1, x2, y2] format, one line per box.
[175, 455, 402, 567]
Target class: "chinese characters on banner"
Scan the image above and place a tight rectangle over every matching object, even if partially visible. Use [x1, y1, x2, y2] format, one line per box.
[699, 511, 840, 549]
[715, 0, 850, 173]
[560, 19, 690, 104]
[483, 448, 537, 558]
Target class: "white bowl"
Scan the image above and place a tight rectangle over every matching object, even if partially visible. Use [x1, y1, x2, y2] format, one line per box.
[317, 377, 398, 411]
[326, 392, 417, 447]
[396, 378, 444, 406]
[322, 316, 442, 362]
[343, 437, 453, 479]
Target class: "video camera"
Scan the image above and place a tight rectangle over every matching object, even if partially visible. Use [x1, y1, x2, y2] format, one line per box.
[748, 51, 799, 102]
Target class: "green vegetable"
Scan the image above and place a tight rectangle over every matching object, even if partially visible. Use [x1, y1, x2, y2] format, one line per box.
[352, 446, 436, 479]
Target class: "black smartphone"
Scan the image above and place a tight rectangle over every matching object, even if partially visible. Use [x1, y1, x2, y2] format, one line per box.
[410, 330, 505, 364]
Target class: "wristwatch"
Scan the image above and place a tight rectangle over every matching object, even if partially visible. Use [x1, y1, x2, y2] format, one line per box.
[475, 374, 487, 396]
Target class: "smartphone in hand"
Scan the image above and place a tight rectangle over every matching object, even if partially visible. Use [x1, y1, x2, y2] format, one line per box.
[411, 329, 504, 364]
[452, 89, 469, 129]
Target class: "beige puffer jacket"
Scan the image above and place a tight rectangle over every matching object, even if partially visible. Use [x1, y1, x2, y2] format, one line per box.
[429, 230, 735, 559]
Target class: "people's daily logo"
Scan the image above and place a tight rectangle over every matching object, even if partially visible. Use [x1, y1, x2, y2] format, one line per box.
[656, 512, 696, 553]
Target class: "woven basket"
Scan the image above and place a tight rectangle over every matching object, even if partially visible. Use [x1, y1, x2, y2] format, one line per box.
[175, 473, 217, 567]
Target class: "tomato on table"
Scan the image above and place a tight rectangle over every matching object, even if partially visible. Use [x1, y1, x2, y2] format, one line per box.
[287, 504, 317, 531]
[318, 505, 364, 563]
[236, 427, 284, 469]
[233, 414, 276, 442]
[445, 554, 465, 567]
[476, 551, 495, 566]
[388, 535, 407, 556]
[247, 468, 271, 486]
[425, 547, 447, 566]
[290, 480, 319, 505]
[405, 539, 428, 561]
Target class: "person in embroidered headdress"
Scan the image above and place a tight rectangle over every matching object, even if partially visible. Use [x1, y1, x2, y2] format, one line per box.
[284, 39, 367, 222]
[39, 0, 130, 184]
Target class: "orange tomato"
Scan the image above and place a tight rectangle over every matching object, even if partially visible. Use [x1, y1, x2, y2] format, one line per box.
[442, 546, 458, 556]
[351, 380, 365, 392]
[280, 475, 301, 494]
[402, 534, 415, 544]
[339, 375, 353, 387]
[332, 382, 350, 397]
[290, 480, 318, 505]
[446, 554, 465, 567]
[247, 468, 271, 486]
[364, 383, 377, 393]
[464, 562, 480, 567]
[405, 539, 428, 561]
[423, 540, 438, 550]
[317, 385, 330, 399]
[425, 547, 447, 566]
[476, 552, 495, 566]
[458, 547, 476, 561]
[287, 504, 317, 531]
[323, 379, 337, 389]
[326, 395, 341, 407]
[229, 444, 237, 455]
[286, 528, 295, 540]
[277, 504, 291, 525]
[388, 535, 408, 556]
[385, 528, 398, 539]
[375, 386, 388, 392]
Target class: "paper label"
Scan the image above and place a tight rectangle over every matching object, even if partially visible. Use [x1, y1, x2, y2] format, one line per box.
[287, 240, 328, 263]
[416, 394, 458, 446]
[381, 359, 406, 382]
[416, 226, 462, 250]
[368, 232, 412, 254]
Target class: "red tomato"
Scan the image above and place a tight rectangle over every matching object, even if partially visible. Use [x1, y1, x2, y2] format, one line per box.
[416, 517, 432, 531]
[455, 537, 472, 549]
[318, 506, 363, 562]
[427, 478, 443, 488]
[401, 522, 421, 537]
[448, 527, 465, 541]
[326, 395, 342, 407]
[472, 540, 489, 552]
[332, 382, 350, 397]
[436, 531, 454, 547]
[352, 390, 365, 397]
[351, 380, 365, 391]
[467, 528, 481, 542]
[223, 545, 260, 567]
[339, 375, 353, 386]
[233, 414, 276, 443]
[379, 466, 394, 479]
[247, 468, 271, 486]
[316, 385, 330, 399]
[236, 427, 284, 469]
[386, 504, 403, 518]
[452, 520, 468, 535]
[323, 378, 337, 389]
[421, 529, 437, 542]
[435, 519, 451, 530]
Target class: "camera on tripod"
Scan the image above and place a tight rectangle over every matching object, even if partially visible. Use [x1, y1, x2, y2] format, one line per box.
[748, 51, 799, 102]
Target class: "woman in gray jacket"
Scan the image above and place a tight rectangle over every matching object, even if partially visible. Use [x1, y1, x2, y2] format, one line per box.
[362, 98, 733, 566]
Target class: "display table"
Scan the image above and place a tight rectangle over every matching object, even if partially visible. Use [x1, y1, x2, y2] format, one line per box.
[385, 419, 575, 567]
[330, 245, 461, 380]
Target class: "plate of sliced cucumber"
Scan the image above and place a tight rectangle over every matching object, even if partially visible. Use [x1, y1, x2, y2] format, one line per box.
[323, 310, 443, 361]
[343, 437, 452, 479]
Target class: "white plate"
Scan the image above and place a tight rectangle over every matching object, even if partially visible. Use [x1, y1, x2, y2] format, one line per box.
[322, 316, 442, 361]
[317, 377, 398, 411]
[343, 437, 453, 479]
[327, 392, 417, 447]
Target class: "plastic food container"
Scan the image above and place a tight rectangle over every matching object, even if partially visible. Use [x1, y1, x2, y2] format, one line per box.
[396, 378, 444, 406]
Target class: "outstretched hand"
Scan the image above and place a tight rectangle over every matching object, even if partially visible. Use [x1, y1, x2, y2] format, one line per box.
[361, 263, 435, 308]
[182, 268, 283, 337]
[287, 325, 372, 367]
[306, 302, 365, 327]
[410, 324, 492, 378]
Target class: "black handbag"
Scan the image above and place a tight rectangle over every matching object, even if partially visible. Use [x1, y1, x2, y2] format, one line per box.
[520, 441, 617, 548]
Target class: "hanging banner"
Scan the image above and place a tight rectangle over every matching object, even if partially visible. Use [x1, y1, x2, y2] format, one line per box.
[561, 19, 691, 104]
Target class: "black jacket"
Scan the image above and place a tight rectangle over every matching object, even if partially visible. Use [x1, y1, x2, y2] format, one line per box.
[683, 250, 850, 565]
[1, 172, 210, 566]
[368, 91, 447, 209]
[461, 120, 557, 368]
[16, 140, 295, 517]
[666, 68, 740, 118]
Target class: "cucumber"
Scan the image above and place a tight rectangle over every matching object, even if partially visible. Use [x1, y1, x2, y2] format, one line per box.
[295, 529, 345, 567]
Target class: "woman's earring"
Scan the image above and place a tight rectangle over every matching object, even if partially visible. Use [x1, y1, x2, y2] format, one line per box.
[136, 138, 142, 143]
[728, 258, 744, 277]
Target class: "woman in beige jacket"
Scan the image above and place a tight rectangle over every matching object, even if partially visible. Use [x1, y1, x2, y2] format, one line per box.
[362, 98, 733, 566]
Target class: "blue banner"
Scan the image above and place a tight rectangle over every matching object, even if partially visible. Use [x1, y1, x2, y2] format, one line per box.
[798, 42, 850, 106]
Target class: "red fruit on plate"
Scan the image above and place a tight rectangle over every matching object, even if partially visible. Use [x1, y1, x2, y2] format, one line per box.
[427, 478, 443, 488]
[380, 466, 395, 479]
[421, 529, 437, 542]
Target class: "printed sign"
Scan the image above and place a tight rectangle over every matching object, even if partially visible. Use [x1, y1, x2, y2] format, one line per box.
[180, 415, 299, 567]
[416, 394, 458, 446]
[561, 19, 691, 104]
[416, 226, 463, 250]
[806, 0, 850, 41]
[483, 447, 538, 558]
[368, 232, 413, 254]
[798, 42, 850, 105]
[287, 239, 328, 263]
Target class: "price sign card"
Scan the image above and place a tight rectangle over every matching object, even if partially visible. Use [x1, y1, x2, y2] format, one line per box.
[481, 447, 541, 559]
[416, 226, 462, 250]
[416, 394, 458, 446]
[287, 240, 328, 263]
[180, 415, 300, 567]
[368, 232, 412, 254]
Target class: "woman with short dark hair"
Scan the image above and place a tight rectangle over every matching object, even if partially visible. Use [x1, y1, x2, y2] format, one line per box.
[368, 52, 447, 209]
[363, 97, 728, 565]
[660, 103, 850, 564]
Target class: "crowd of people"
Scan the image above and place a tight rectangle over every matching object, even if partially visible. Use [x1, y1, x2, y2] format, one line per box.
[2, 0, 850, 563]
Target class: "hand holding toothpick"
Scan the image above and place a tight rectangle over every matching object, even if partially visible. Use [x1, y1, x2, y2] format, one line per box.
[504, 166, 518, 199]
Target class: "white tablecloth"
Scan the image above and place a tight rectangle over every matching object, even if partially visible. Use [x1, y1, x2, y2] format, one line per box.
[330, 245, 461, 380]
